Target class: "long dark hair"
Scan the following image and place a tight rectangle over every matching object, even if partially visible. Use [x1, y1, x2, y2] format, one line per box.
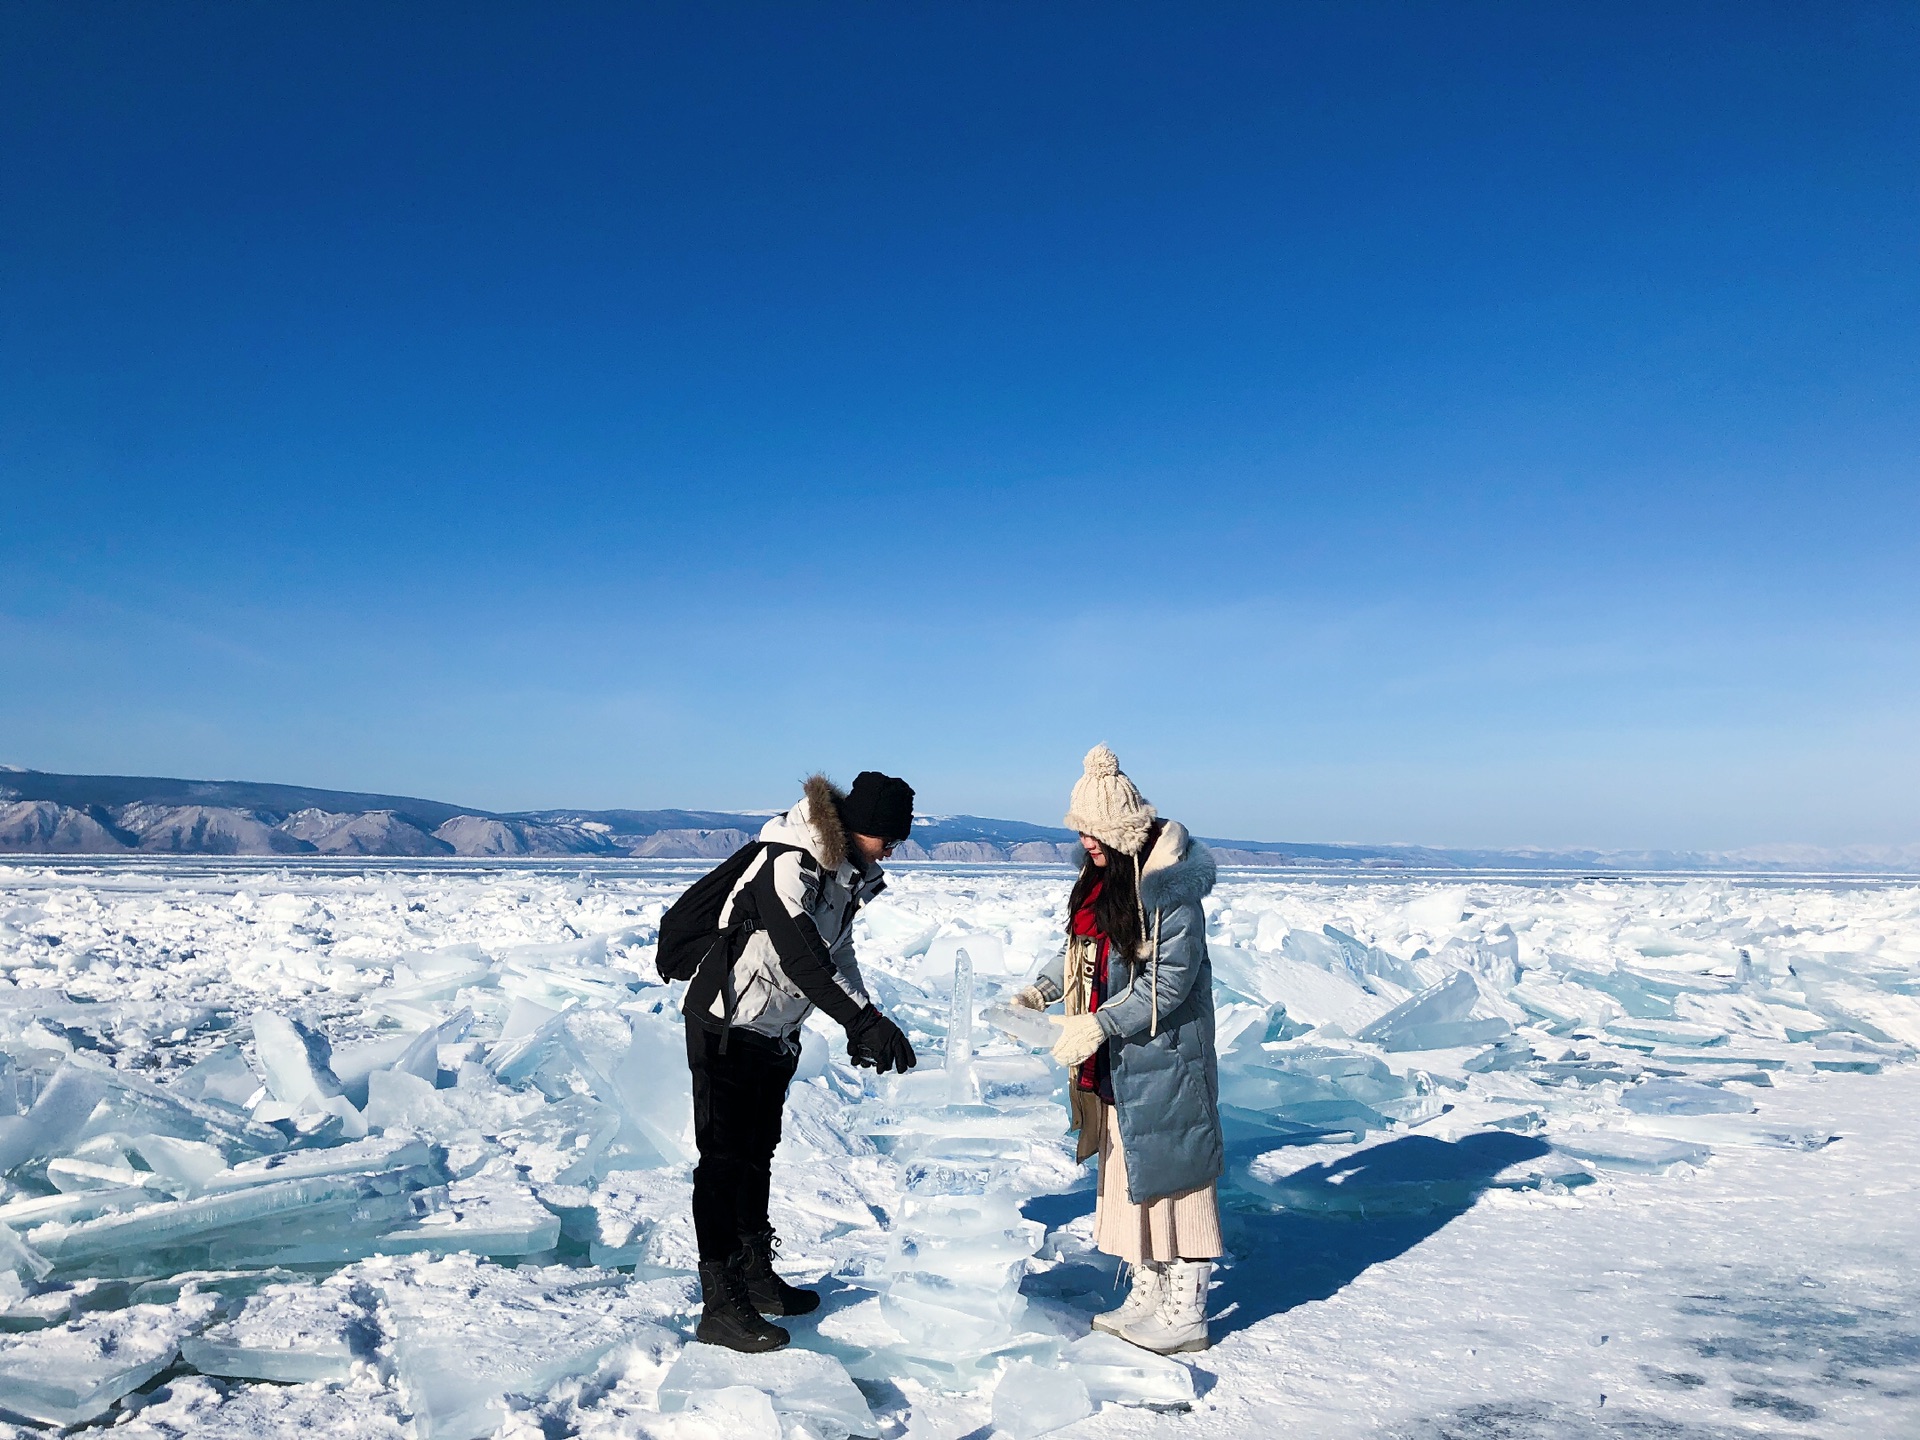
[1066, 823, 1161, 958]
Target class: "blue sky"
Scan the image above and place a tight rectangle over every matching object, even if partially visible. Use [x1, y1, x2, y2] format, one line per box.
[3, 3, 1916, 848]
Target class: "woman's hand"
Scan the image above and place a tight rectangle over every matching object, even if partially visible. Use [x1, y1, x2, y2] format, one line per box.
[1010, 985, 1048, 1011]
[1049, 1013, 1106, 1067]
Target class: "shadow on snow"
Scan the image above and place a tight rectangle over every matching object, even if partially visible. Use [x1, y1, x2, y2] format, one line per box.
[1212, 1130, 1552, 1337]
[1022, 1131, 1552, 1341]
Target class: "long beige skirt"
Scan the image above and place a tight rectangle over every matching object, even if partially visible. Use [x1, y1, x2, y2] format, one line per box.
[1091, 1101, 1223, 1265]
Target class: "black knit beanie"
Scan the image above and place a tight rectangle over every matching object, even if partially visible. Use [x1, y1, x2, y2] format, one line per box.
[837, 771, 915, 841]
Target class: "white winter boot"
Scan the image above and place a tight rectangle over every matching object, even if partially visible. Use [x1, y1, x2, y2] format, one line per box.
[1091, 1261, 1166, 1337]
[1118, 1259, 1211, 1354]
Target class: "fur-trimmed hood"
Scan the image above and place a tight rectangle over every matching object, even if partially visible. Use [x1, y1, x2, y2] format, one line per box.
[758, 773, 852, 873]
[1138, 820, 1216, 913]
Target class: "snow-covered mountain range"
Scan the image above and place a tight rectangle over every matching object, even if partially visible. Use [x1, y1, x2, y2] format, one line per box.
[1, 768, 1914, 871]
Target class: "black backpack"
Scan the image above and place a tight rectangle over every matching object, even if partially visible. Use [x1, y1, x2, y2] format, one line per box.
[655, 842, 769, 984]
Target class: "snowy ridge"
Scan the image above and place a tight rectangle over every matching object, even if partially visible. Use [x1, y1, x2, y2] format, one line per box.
[5, 771, 1917, 870]
[0, 862, 1912, 1434]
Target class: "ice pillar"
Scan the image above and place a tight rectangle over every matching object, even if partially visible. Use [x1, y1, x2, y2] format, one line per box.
[947, 948, 975, 1103]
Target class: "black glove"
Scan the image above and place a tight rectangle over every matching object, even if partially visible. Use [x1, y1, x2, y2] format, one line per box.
[845, 1005, 917, 1074]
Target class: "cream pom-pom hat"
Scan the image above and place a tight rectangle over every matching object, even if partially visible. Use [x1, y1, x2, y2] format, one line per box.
[1063, 743, 1157, 857]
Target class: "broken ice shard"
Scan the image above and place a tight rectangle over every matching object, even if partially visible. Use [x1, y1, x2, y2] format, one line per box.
[165, 1043, 264, 1112]
[380, 1257, 668, 1440]
[1355, 970, 1509, 1052]
[180, 1276, 382, 1382]
[0, 1063, 109, 1174]
[657, 1342, 876, 1437]
[371, 1163, 560, 1259]
[991, 1358, 1093, 1439]
[0, 1292, 214, 1426]
[252, 1012, 346, 1107]
[1064, 1330, 1196, 1407]
[331, 1010, 469, 1108]
[981, 1003, 1057, 1050]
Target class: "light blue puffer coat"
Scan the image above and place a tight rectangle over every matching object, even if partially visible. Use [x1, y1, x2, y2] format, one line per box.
[1032, 821, 1222, 1204]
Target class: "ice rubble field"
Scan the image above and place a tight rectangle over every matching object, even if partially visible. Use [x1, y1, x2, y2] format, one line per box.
[0, 861, 1915, 1439]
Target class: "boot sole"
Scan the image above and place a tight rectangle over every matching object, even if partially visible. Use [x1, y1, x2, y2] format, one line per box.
[1120, 1332, 1211, 1354]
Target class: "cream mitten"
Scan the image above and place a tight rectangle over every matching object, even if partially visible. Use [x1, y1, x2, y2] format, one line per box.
[1049, 1012, 1107, 1067]
[1010, 985, 1048, 1011]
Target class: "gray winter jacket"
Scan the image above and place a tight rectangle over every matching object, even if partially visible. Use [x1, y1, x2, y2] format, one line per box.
[1033, 821, 1222, 1204]
[689, 775, 882, 1042]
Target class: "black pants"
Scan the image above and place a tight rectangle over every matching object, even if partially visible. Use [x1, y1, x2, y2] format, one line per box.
[686, 1019, 799, 1263]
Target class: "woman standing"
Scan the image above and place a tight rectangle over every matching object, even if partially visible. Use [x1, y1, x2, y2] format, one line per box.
[1013, 744, 1223, 1354]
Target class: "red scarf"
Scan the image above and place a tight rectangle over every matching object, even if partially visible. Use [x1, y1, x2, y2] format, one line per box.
[1070, 882, 1110, 1094]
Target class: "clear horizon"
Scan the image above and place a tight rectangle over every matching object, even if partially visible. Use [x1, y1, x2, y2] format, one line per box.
[4, 4, 1916, 851]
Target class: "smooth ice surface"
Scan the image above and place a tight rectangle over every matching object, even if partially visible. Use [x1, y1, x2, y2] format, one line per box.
[0, 858, 1914, 1438]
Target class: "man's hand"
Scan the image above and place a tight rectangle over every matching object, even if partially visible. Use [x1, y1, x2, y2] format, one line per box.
[846, 1005, 917, 1074]
[1010, 985, 1048, 1011]
[1049, 1013, 1106, 1068]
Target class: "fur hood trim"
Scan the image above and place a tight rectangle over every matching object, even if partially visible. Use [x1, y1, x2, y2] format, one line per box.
[759, 773, 851, 872]
[1138, 821, 1216, 912]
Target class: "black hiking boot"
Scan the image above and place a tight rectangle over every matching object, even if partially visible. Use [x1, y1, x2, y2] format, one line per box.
[696, 1257, 790, 1352]
[738, 1229, 821, 1317]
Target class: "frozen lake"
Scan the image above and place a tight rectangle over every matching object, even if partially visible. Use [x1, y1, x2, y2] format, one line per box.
[0, 857, 1914, 1438]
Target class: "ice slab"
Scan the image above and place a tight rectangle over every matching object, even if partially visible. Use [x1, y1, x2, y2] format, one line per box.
[180, 1276, 382, 1382]
[378, 1255, 669, 1440]
[25, 1168, 435, 1276]
[0, 1291, 213, 1425]
[0, 1063, 112, 1175]
[603, 1010, 699, 1166]
[1620, 1078, 1756, 1116]
[202, 1133, 442, 1193]
[371, 1162, 559, 1258]
[166, 1044, 264, 1112]
[1064, 1330, 1195, 1407]
[483, 999, 575, 1083]
[981, 1003, 1057, 1051]
[252, 1012, 347, 1107]
[331, 1011, 469, 1109]
[568, 1167, 695, 1269]
[658, 1342, 876, 1437]
[0, 1223, 51, 1285]
[1553, 1131, 1712, 1172]
[133, 1133, 228, 1193]
[1321, 924, 1433, 992]
[1356, 970, 1509, 1053]
[991, 1358, 1092, 1439]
